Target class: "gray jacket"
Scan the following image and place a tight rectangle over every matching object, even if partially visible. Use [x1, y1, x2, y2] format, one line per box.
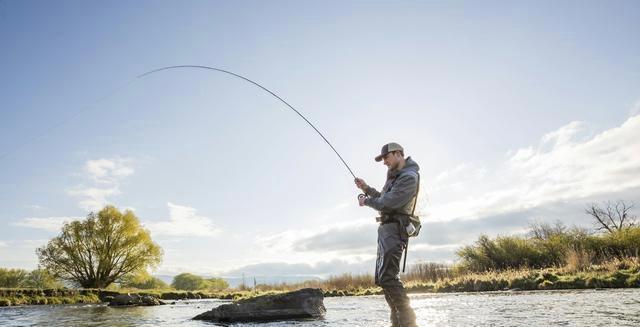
[364, 156, 420, 216]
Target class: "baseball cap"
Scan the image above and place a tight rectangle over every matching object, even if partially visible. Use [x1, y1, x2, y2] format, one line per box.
[375, 142, 404, 162]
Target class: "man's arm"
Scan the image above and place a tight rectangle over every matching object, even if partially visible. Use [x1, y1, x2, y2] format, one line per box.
[364, 186, 381, 198]
[364, 172, 417, 211]
[355, 178, 381, 198]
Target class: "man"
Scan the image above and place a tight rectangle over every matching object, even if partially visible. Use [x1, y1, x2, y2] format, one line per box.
[355, 142, 419, 327]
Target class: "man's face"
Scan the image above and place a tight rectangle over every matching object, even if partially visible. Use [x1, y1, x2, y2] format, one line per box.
[382, 151, 402, 169]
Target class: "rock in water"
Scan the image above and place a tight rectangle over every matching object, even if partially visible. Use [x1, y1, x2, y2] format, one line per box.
[193, 288, 326, 322]
[109, 293, 165, 306]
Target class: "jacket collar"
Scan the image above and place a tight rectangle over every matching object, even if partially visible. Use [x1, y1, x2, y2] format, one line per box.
[387, 156, 419, 179]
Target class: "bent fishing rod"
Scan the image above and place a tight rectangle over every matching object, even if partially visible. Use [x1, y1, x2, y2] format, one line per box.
[138, 65, 357, 180]
[1, 65, 357, 182]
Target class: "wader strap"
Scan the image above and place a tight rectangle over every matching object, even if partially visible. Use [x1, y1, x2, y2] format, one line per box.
[410, 172, 420, 218]
[402, 242, 409, 273]
[402, 172, 420, 273]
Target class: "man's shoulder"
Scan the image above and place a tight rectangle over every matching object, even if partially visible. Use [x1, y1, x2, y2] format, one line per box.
[397, 169, 419, 182]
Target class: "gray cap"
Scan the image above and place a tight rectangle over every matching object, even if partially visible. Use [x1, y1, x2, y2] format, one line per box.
[375, 142, 404, 162]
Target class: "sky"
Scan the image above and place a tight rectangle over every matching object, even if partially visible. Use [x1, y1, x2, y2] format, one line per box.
[1, 0, 639, 279]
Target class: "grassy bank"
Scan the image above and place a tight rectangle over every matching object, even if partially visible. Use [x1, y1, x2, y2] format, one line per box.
[407, 262, 640, 293]
[0, 288, 303, 306]
[305, 261, 640, 296]
[0, 289, 101, 306]
[2, 262, 639, 306]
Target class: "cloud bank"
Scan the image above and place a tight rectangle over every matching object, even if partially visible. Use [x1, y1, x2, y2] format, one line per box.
[146, 202, 221, 237]
[426, 114, 640, 223]
[68, 157, 134, 211]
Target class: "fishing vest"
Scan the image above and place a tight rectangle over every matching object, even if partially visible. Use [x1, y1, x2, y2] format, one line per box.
[381, 170, 422, 238]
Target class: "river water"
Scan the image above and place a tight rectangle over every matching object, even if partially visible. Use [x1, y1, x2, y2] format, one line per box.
[1, 289, 639, 326]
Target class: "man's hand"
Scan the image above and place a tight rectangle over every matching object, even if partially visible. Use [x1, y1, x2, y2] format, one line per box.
[354, 178, 368, 191]
[358, 194, 366, 207]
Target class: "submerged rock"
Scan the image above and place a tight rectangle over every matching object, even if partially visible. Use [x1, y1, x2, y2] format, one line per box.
[193, 288, 326, 323]
[109, 293, 165, 306]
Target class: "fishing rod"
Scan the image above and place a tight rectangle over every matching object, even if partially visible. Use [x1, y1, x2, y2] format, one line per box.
[1, 65, 357, 181]
[138, 65, 357, 180]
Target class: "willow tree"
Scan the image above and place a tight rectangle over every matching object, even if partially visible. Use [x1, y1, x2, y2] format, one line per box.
[36, 206, 163, 288]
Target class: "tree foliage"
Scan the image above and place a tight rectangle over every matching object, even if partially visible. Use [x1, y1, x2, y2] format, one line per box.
[205, 277, 229, 291]
[24, 269, 64, 289]
[36, 206, 163, 288]
[171, 273, 204, 291]
[119, 270, 169, 289]
[171, 273, 229, 291]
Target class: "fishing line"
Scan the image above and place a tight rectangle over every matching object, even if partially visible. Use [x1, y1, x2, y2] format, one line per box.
[137, 65, 356, 179]
[0, 78, 138, 161]
[2, 65, 357, 180]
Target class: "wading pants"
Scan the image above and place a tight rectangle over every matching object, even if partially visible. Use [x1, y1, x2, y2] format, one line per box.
[375, 222, 417, 327]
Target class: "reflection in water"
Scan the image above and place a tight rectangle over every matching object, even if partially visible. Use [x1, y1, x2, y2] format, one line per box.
[1, 289, 640, 327]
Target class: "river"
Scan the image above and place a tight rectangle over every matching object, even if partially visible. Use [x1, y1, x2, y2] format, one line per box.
[1, 289, 639, 326]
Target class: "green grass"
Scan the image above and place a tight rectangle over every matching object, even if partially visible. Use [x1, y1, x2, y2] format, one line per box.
[403, 264, 640, 293]
[0, 289, 101, 306]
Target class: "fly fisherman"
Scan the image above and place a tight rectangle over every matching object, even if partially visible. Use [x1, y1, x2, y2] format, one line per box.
[355, 142, 419, 327]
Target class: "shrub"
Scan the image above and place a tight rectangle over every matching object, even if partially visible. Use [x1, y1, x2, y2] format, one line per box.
[171, 273, 205, 291]
[0, 268, 29, 288]
[457, 227, 640, 272]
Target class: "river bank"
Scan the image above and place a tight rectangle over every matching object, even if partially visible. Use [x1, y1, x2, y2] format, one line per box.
[2, 263, 639, 307]
[0, 288, 226, 307]
[322, 263, 640, 296]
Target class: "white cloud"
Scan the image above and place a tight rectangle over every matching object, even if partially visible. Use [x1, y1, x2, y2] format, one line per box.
[145, 202, 221, 237]
[256, 218, 373, 251]
[0, 241, 8, 248]
[539, 121, 589, 149]
[69, 157, 134, 211]
[426, 114, 640, 222]
[12, 217, 82, 232]
[85, 158, 134, 184]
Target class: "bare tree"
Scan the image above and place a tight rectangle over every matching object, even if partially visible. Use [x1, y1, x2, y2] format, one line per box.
[528, 220, 567, 240]
[585, 200, 637, 233]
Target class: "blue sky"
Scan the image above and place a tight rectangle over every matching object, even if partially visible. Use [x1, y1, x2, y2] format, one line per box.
[1, 0, 639, 278]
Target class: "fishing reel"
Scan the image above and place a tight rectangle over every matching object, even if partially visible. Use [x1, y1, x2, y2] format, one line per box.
[357, 193, 368, 207]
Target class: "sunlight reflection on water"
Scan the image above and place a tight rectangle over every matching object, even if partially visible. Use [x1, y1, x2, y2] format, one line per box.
[1, 289, 639, 326]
